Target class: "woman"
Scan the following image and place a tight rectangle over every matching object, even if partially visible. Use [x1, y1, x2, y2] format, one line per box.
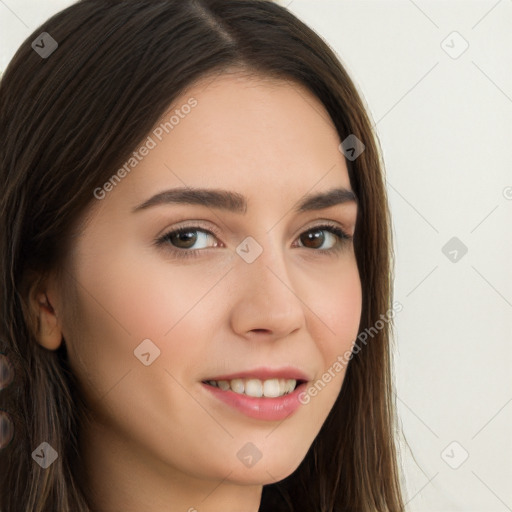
[0, 0, 405, 510]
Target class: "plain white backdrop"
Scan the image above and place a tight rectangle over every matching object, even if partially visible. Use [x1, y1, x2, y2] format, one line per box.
[1, 1, 511, 510]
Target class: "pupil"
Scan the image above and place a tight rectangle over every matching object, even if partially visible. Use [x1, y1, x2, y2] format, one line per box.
[174, 231, 196, 248]
[303, 229, 323, 249]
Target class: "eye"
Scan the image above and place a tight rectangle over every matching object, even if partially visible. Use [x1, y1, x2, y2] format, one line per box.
[155, 222, 352, 260]
[159, 226, 219, 251]
[294, 224, 350, 251]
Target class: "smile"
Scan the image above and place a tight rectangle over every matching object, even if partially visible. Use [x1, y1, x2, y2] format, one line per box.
[204, 378, 299, 398]
[201, 367, 311, 421]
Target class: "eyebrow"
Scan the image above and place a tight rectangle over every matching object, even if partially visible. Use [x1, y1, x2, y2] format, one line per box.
[131, 186, 357, 215]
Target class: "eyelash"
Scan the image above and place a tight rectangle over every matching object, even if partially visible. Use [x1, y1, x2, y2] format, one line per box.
[154, 221, 352, 260]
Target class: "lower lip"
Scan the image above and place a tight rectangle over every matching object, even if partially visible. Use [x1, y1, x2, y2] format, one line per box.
[202, 381, 307, 421]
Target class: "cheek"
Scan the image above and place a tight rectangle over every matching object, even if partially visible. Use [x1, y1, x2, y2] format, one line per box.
[310, 258, 362, 359]
[94, 248, 226, 338]
[63, 246, 225, 400]
[62, 252, 224, 471]
[302, 260, 362, 407]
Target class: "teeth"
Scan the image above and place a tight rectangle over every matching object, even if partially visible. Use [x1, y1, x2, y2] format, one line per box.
[208, 378, 297, 397]
[217, 380, 230, 391]
[230, 378, 244, 394]
[245, 379, 263, 397]
[286, 379, 296, 393]
[263, 378, 280, 398]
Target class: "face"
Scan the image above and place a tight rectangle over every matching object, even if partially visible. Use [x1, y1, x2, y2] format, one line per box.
[54, 71, 362, 487]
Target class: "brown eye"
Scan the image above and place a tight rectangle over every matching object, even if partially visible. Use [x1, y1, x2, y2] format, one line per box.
[168, 229, 199, 249]
[300, 228, 326, 249]
[158, 227, 218, 251]
[297, 225, 348, 251]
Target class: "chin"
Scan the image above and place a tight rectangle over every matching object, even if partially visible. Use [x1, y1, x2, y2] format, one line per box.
[224, 451, 306, 486]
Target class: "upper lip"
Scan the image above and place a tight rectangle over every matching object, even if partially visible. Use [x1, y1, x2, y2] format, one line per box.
[203, 366, 311, 382]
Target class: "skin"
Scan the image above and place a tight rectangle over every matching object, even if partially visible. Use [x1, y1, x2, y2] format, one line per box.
[33, 70, 362, 512]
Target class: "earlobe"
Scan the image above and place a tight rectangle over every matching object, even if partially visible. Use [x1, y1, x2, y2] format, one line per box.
[34, 291, 63, 351]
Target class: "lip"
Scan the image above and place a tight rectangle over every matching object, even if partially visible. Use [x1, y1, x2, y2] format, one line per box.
[201, 380, 308, 421]
[203, 366, 311, 382]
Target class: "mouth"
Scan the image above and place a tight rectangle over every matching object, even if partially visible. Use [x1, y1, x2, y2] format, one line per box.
[200, 368, 310, 421]
[202, 377, 306, 398]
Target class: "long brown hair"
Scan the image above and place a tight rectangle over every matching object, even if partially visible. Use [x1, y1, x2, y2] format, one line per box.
[0, 1, 404, 510]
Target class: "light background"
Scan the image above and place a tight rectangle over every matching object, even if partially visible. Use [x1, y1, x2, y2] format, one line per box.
[1, 1, 511, 510]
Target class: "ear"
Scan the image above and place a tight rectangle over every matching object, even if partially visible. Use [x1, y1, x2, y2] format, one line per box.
[28, 280, 63, 351]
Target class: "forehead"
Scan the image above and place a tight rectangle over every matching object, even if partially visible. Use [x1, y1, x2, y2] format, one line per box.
[101, 71, 352, 211]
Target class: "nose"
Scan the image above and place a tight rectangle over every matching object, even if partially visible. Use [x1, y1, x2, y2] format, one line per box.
[228, 237, 306, 340]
